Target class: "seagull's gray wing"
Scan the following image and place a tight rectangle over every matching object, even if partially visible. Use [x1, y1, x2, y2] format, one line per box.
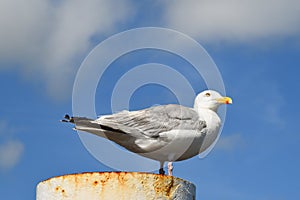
[95, 104, 206, 138]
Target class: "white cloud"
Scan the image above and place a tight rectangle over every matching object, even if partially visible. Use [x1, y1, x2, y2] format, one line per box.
[163, 0, 300, 43]
[0, 0, 132, 100]
[0, 140, 24, 171]
[0, 120, 24, 171]
[215, 133, 243, 151]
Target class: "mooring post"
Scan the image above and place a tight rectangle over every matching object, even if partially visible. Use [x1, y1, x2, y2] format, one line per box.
[36, 172, 195, 200]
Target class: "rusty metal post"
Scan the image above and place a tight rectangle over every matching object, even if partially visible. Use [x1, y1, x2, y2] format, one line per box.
[36, 172, 195, 200]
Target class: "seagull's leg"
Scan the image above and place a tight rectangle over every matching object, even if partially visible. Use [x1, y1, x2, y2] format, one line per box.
[159, 161, 165, 175]
[167, 162, 173, 176]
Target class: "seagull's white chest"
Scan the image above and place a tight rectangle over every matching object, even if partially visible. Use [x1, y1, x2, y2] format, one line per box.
[197, 109, 222, 152]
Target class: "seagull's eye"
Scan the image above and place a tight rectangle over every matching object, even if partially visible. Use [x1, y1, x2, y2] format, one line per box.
[205, 92, 211, 97]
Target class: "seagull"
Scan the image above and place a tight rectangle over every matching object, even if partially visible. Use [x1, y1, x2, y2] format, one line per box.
[62, 90, 232, 175]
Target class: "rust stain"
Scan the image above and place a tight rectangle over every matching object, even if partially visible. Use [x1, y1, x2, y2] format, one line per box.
[165, 178, 174, 197]
[100, 173, 110, 184]
[117, 172, 127, 185]
[54, 185, 67, 196]
[93, 180, 99, 186]
[74, 174, 79, 188]
[153, 175, 175, 197]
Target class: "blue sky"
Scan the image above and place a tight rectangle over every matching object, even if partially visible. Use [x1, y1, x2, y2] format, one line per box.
[1, 0, 300, 199]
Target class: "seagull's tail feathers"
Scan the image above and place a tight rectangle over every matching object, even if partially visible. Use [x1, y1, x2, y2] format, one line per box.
[61, 114, 106, 138]
[61, 114, 152, 154]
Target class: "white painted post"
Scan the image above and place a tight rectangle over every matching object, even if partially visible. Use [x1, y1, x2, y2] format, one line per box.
[36, 172, 195, 200]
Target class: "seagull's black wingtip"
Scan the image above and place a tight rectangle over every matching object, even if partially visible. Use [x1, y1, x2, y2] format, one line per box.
[61, 114, 74, 123]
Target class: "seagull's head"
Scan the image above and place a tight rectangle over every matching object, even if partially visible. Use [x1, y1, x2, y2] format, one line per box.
[194, 90, 232, 112]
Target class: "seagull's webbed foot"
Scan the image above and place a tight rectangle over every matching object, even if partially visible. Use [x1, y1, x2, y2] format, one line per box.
[159, 168, 165, 175]
[168, 162, 173, 176]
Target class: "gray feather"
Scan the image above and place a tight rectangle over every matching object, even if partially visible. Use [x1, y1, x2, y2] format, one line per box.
[96, 104, 206, 138]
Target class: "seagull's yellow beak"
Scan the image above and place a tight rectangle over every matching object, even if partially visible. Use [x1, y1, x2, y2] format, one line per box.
[217, 97, 233, 104]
